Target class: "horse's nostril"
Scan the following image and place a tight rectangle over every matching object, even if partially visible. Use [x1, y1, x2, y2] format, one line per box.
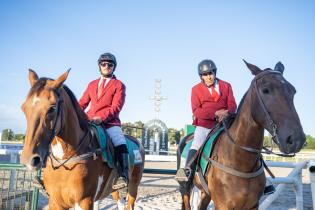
[286, 135, 293, 145]
[31, 156, 41, 167]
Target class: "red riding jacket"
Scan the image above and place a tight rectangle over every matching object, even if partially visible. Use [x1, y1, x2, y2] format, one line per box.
[191, 79, 237, 129]
[79, 75, 126, 128]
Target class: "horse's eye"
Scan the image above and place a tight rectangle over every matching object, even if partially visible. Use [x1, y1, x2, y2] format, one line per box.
[262, 88, 269, 94]
[47, 106, 56, 115]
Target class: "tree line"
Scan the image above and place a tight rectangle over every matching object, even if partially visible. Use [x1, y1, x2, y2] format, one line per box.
[2, 126, 315, 150]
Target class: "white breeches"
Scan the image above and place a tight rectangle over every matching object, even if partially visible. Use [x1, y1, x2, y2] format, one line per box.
[190, 126, 211, 150]
[106, 126, 126, 147]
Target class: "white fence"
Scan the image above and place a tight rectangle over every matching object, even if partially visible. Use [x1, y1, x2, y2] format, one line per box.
[259, 161, 308, 210]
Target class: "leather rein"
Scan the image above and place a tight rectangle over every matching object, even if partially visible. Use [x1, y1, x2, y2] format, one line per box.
[43, 88, 100, 170]
[205, 71, 287, 179]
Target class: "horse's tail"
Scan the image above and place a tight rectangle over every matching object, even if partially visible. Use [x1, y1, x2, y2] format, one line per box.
[176, 133, 194, 170]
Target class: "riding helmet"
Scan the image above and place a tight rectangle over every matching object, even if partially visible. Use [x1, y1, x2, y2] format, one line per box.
[198, 59, 217, 76]
[98, 53, 117, 69]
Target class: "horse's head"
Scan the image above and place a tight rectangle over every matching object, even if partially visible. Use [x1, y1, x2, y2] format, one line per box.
[243, 60, 305, 154]
[20, 69, 70, 171]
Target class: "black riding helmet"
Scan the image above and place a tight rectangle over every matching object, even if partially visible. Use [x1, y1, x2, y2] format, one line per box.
[198, 59, 217, 76]
[98, 53, 117, 71]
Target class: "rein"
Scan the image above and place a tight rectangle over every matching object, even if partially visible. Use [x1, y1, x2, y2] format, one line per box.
[205, 120, 265, 179]
[205, 71, 293, 179]
[44, 88, 100, 170]
[49, 130, 91, 170]
[253, 71, 295, 157]
[253, 71, 281, 146]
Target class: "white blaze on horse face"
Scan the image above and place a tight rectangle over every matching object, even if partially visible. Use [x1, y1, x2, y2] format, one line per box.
[74, 203, 83, 210]
[32, 96, 40, 106]
[51, 140, 64, 159]
[94, 175, 104, 201]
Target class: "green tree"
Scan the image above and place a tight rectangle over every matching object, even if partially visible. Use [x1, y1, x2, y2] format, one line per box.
[304, 135, 315, 149]
[14, 134, 25, 142]
[1, 129, 14, 141]
[168, 128, 176, 145]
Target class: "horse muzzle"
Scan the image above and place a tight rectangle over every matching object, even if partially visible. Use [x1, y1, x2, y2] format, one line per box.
[20, 153, 44, 171]
[279, 132, 306, 154]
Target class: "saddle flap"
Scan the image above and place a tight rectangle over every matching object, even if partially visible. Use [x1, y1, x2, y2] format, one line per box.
[180, 126, 224, 175]
[90, 124, 143, 168]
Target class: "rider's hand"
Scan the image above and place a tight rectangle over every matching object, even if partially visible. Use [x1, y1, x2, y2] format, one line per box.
[215, 109, 229, 123]
[91, 116, 102, 125]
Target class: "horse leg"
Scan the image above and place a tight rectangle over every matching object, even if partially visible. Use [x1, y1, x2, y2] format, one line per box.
[179, 184, 191, 210]
[182, 193, 191, 210]
[198, 191, 211, 210]
[126, 166, 142, 210]
[111, 190, 125, 210]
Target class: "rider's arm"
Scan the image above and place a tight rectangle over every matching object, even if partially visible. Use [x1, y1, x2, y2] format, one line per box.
[79, 83, 91, 111]
[98, 82, 126, 122]
[191, 87, 216, 120]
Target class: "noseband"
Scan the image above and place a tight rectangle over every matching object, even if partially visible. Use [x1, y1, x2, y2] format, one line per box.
[205, 71, 290, 180]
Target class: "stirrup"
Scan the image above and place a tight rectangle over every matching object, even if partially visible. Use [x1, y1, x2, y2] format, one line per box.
[175, 168, 190, 182]
[113, 177, 128, 190]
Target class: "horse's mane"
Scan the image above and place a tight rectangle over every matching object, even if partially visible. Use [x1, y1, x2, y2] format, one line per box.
[29, 78, 89, 132]
[228, 69, 273, 127]
[62, 85, 89, 132]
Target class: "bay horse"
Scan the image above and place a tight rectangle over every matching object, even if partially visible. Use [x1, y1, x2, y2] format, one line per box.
[178, 60, 306, 210]
[20, 69, 145, 210]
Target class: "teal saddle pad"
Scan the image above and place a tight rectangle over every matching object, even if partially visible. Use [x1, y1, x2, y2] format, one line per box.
[91, 124, 143, 168]
[180, 126, 224, 175]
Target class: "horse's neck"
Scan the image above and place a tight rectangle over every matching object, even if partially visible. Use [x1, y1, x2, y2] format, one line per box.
[51, 104, 87, 159]
[229, 114, 264, 150]
[219, 97, 264, 169]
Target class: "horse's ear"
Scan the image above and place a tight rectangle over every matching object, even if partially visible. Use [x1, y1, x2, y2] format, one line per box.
[243, 59, 262, 76]
[28, 69, 39, 87]
[51, 68, 71, 89]
[274, 62, 284, 74]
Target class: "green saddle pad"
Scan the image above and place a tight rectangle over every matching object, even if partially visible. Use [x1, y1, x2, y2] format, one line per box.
[91, 124, 143, 168]
[180, 126, 224, 175]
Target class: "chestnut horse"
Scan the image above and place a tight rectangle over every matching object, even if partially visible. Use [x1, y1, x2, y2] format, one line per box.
[20, 70, 145, 210]
[178, 60, 306, 210]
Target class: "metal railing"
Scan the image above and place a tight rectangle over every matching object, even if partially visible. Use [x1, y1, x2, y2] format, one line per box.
[0, 163, 40, 210]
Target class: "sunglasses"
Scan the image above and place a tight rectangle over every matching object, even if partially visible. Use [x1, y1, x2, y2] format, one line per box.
[99, 62, 114, 68]
[201, 72, 214, 76]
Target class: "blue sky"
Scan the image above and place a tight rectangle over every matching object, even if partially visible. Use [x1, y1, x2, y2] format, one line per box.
[0, 1, 314, 136]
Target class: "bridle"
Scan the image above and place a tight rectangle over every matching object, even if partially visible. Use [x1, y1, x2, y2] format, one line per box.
[223, 71, 282, 155]
[205, 71, 294, 179]
[252, 70, 281, 146]
[43, 88, 90, 170]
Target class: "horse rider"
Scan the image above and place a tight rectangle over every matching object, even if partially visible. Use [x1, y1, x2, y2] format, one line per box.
[79, 52, 129, 190]
[175, 59, 237, 184]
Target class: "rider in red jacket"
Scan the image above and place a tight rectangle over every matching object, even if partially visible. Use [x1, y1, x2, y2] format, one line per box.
[79, 53, 128, 190]
[176, 59, 237, 184]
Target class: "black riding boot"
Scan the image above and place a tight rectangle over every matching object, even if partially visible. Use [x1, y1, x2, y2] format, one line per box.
[113, 144, 129, 190]
[175, 149, 198, 183]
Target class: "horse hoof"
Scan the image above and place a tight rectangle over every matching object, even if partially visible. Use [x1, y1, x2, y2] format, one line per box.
[175, 169, 189, 182]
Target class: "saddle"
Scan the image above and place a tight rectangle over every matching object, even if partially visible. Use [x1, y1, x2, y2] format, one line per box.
[180, 114, 236, 175]
[89, 123, 143, 168]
